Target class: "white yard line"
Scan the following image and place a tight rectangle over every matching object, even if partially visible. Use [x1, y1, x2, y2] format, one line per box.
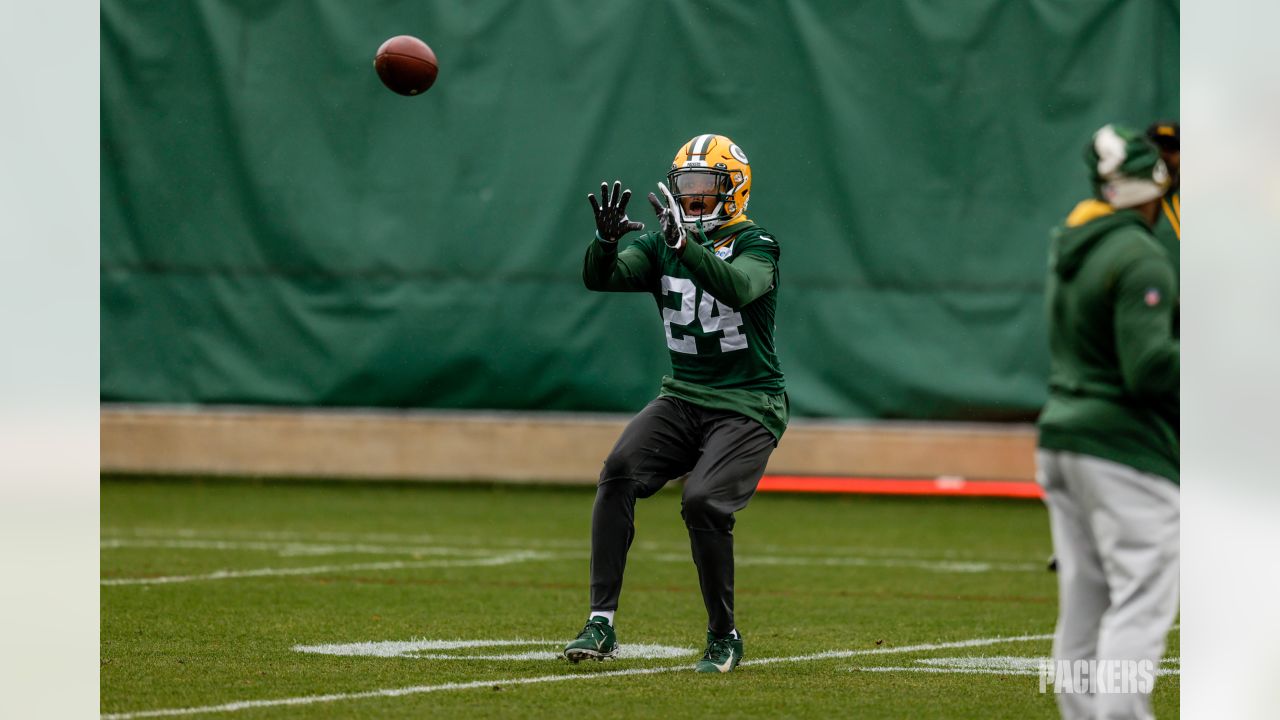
[291, 639, 697, 662]
[648, 552, 1041, 574]
[101, 526, 588, 551]
[102, 526, 1044, 562]
[739, 632, 1055, 666]
[737, 554, 1042, 574]
[100, 538, 506, 558]
[100, 632, 1055, 719]
[102, 533, 1040, 579]
[857, 654, 1180, 676]
[858, 666, 1181, 676]
[861, 666, 1045, 675]
[101, 551, 574, 586]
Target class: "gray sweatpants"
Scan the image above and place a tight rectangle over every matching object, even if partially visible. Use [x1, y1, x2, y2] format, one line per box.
[589, 396, 777, 636]
[1037, 449, 1180, 720]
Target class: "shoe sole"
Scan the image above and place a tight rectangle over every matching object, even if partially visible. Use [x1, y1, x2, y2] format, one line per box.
[562, 647, 618, 664]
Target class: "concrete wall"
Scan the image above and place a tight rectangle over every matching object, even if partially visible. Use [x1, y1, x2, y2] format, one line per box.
[101, 406, 1036, 484]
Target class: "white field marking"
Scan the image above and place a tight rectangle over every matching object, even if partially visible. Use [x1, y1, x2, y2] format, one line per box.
[648, 552, 1040, 574]
[101, 664, 684, 720]
[743, 541, 1042, 562]
[741, 631, 1054, 667]
[102, 531, 1040, 575]
[99, 538, 518, 558]
[104, 526, 1045, 563]
[436, 644, 694, 662]
[100, 632, 1058, 720]
[861, 666, 1044, 675]
[292, 638, 695, 661]
[736, 554, 1041, 574]
[101, 551, 574, 586]
[922, 655, 1063, 673]
[101, 526, 589, 551]
[859, 655, 1180, 676]
[293, 638, 546, 657]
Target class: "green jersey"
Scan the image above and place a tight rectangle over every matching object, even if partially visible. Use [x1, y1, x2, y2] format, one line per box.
[1037, 200, 1179, 483]
[583, 219, 787, 439]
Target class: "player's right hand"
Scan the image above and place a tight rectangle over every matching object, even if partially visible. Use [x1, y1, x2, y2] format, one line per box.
[648, 182, 687, 252]
[589, 180, 644, 243]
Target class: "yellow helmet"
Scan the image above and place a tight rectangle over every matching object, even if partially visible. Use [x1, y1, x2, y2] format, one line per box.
[668, 134, 751, 231]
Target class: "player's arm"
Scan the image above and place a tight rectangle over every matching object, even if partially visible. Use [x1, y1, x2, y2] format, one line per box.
[582, 181, 652, 292]
[646, 183, 775, 306]
[676, 240, 775, 307]
[1113, 249, 1179, 414]
[583, 235, 655, 292]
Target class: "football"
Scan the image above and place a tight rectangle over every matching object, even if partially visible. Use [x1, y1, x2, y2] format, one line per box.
[374, 35, 438, 96]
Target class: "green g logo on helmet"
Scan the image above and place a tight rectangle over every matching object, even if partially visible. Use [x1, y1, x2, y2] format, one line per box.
[668, 134, 752, 231]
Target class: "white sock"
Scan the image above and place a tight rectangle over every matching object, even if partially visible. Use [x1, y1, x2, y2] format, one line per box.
[589, 610, 615, 626]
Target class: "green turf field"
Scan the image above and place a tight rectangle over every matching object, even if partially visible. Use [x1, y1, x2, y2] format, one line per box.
[101, 477, 1178, 719]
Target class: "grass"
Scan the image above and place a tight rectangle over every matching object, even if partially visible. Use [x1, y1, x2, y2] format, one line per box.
[100, 477, 1178, 718]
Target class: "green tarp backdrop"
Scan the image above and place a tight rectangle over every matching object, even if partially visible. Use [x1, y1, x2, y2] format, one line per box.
[101, 0, 1179, 420]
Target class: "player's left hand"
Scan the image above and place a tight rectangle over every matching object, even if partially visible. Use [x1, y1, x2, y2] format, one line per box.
[588, 180, 645, 243]
[648, 182, 687, 251]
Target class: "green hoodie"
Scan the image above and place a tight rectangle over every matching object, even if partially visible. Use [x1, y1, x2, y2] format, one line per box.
[1037, 200, 1180, 483]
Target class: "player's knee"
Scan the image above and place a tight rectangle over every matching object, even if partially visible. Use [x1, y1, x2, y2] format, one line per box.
[594, 477, 639, 513]
[681, 492, 731, 529]
[599, 450, 643, 484]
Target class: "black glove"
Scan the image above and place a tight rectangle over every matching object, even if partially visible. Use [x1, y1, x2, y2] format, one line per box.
[588, 180, 644, 243]
[647, 182, 687, 251]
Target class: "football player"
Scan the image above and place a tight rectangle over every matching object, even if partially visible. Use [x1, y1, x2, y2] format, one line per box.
[1037, 125, 1179, 719]
[562, 134, 786, 674]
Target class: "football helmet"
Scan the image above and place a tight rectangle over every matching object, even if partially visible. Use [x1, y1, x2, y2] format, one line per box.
[667, 134, 751, 232]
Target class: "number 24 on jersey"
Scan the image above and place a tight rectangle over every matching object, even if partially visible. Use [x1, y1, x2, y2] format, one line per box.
[661, 275, 748, 355]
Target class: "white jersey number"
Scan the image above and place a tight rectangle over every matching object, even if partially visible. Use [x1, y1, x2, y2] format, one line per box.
[661, 275, 748, 354]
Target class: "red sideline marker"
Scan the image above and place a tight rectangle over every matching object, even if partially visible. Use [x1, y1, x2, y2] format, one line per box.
[758, 475, 1044, 499]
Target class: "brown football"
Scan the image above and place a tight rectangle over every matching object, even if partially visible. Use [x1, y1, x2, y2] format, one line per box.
[374, 35, 438, 96]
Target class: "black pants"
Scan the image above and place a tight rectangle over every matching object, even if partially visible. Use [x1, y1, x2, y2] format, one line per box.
[589, 396, 777, 637]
